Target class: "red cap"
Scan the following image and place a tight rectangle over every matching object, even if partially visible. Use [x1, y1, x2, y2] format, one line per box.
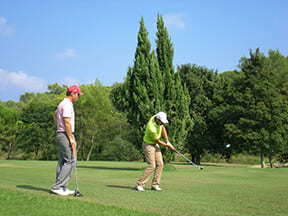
[68, 85, 84, 95]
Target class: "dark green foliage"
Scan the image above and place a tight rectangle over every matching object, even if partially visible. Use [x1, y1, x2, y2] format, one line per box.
[47, 83, 68, 95]
[221, 48, 288, 167]
[111, 17, 165, 150]
[111, 15, 192, 163]
[155, 15, 192, 162]
[0, 105, 21, 159]
[72, 80, 136, 161]
[102, 137, 141, 161]
[125, 17, 153, 147]
[266, 49, 288, 95]
[178, 64, 220, 164]
[218, 70, 244, 84]
[18, 95, 58, 160]
[74, 81, 115, 161]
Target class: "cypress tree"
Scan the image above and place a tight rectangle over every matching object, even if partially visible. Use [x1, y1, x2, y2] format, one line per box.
[156, 14, 192, 162]
[125, 17, 151, 149]
[147, 50, 164, 111]
[111, 15, 192, 162]
[156, 14, 174, 99]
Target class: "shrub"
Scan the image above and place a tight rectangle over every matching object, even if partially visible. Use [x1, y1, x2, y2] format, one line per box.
[102, 137, 141, 161]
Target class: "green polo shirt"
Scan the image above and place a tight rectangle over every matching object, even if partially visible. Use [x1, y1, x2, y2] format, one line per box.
[143, 115, 163, 144]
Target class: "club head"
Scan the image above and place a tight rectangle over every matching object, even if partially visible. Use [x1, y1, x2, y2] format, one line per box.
[199, 167, 204, 170]
[74, 190, 83, 197]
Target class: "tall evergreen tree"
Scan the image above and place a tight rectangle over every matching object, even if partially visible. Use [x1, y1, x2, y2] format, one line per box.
[156, 14, 174, 100]
[156, 14, 192, 162]
[110, 17, 154, 150]
[111, 15, 191, 162]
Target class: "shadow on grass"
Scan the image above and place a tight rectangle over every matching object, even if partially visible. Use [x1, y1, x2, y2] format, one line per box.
[17, 185, 50, 193]
[78, 166, 144, 171]
[106, 185, 136, 191]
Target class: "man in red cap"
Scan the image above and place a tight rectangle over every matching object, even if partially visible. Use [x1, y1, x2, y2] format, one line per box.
[51, 85, 84, 196]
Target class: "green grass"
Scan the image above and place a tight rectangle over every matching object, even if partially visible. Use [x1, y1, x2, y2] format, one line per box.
[0, 160, 287, 216]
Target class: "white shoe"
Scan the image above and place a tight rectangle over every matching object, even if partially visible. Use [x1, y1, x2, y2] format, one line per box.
[64, 188, 75, 195]
[135, 185, 145, 191]
[51, 188, 69, 196]
[152, 185, 162, 191]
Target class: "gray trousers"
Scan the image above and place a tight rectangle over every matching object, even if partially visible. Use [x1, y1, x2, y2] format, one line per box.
[52, 133, 76, 190]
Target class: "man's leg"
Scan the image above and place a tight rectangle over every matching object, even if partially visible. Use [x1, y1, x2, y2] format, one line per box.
[137, 142, 156, 187]
[52, 133, 75, 190]
[152, 144, 164, 188]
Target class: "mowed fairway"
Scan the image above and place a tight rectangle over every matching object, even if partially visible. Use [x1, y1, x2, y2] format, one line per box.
[0, 160, 287, 216]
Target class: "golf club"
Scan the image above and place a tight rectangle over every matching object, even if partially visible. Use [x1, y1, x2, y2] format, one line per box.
[72, 146, 83, 197]
[174, 149, 204, 170]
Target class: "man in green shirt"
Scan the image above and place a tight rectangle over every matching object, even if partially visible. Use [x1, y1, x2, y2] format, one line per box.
[135, 112, 175, 191]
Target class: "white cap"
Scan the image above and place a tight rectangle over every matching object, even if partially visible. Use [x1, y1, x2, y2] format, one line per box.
[155, 112, 169, 124]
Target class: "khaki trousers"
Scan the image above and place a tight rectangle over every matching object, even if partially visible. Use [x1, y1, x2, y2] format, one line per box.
[137, 142, 164, 188]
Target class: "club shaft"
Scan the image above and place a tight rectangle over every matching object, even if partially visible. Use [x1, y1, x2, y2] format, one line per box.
[175, 149, 201, 169]
[75, 166, 79, 190]
[74, 147, 79, 190]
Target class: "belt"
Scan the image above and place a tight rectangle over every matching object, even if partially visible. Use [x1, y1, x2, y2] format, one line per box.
[57, 132, 74, 134]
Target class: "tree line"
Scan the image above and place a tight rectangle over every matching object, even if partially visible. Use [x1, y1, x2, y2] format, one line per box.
[1, 15, 288, 167]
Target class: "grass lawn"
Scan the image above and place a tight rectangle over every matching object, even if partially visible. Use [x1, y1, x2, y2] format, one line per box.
[0, 160, 287, 216]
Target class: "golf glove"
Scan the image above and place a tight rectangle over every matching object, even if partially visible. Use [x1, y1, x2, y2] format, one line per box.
[167, 141, 173, 148]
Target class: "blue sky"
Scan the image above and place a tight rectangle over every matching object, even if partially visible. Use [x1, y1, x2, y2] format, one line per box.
[0, 0, 287, 101]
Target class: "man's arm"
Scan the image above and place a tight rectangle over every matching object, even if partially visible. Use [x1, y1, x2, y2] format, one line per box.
[63, 117, 76, 148]
[161, 126, 168, 142]
[156, 126, 174, 150]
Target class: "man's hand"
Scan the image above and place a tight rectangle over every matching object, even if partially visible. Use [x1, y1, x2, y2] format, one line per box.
[70, 140, 77, 149]
[167, 141, 175, 151]
[70, 140, 77, 158]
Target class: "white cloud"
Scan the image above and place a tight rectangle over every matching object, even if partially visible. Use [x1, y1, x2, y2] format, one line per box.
[163, 13, 187, 30]
[0, 68, 46, 92]
[0, 17, 13, 36]
[55, 49, 78, 59]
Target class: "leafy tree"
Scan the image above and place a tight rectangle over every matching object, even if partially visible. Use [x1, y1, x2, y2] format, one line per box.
[0, 105, 21, 159]
[74, 81, 116, 161]
[47, 83, 68, 95]
[20, 92, 36, 103]
[178, 64, 219, 164]
[18, 94, 58, 160]
[0, 100, 26, 115]
[224, 48, 288, 167]
[102, 137, 141, 161]
[266, 49, 288, 95]
[218, 70, 244, 84]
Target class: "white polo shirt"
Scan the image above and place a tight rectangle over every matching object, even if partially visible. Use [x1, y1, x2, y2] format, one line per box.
[56, 98, 75, 133]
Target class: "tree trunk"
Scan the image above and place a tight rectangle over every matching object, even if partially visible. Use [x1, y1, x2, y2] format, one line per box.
[86, 135, 95, 161]
[7, 142, 12, 160]
[260, 149, 265, 168]
[76, 128, 83, 159]
[269, 156, 273, 168]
